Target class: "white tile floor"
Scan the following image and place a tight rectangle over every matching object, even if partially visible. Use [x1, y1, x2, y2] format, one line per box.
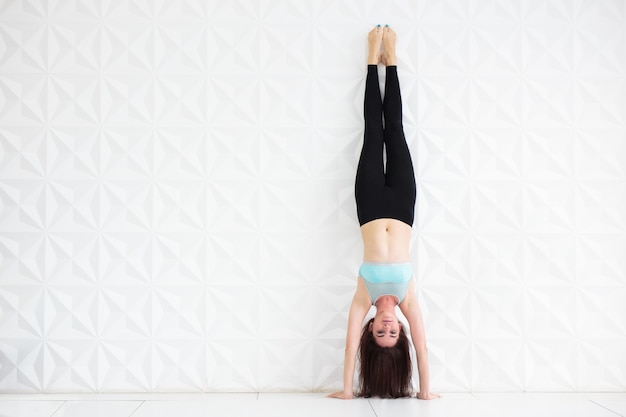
[0, 393, 625, 417]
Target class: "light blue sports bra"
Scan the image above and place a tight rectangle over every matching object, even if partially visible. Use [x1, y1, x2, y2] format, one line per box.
[358, 262, 413, 305]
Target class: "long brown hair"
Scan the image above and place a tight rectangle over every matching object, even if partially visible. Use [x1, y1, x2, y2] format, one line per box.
[357, 318, 412, 398]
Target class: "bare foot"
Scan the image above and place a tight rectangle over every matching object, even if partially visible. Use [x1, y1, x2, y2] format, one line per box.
[382, 26, 397, 66]
[367, 25, 383, 65]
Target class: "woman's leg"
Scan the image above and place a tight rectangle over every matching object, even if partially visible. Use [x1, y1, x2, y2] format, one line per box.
[355, 64, 385, 226]
[355, 27, 386, 226]
[383, 65, 414, 189]
[382, 29, 416, 226]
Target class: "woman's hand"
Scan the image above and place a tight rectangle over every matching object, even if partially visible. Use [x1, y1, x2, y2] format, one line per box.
[327, 391, 354, 400]
[417, 391, 441, 400]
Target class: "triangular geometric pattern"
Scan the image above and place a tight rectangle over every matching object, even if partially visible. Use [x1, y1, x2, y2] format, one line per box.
[1, 0, 626, 394]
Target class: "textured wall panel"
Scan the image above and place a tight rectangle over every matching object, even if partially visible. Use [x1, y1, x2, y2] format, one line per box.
[0, 0, 625, 393]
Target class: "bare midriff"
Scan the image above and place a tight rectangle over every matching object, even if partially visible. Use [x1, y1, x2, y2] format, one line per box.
[360, 218, 412, 263]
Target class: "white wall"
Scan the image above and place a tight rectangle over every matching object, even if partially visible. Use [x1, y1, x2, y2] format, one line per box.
[1, 0, 625, 393]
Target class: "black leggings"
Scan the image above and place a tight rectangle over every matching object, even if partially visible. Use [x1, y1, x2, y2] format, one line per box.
[355, 65, 416, 227]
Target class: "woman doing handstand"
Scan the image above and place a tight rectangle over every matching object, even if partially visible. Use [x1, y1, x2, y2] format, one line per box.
[328, 25, 440, 400]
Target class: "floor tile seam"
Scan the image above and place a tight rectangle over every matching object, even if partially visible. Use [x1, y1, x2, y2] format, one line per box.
[367, 399, 379, 417]
[590, 399, 625, 417]
[128, 400, 146, 417]
[48, 400, 66, 417]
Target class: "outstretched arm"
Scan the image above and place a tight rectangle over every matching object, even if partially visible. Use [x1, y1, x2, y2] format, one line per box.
[328, 278, 371, 399]
[400, 280, 441, 400]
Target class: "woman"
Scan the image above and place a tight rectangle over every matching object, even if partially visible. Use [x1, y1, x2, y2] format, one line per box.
[328, 25, 440, 400]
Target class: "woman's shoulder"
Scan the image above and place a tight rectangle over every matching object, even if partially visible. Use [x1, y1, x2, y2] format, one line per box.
[352, 276, 374, 308]
[399, 278, 417, 308]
